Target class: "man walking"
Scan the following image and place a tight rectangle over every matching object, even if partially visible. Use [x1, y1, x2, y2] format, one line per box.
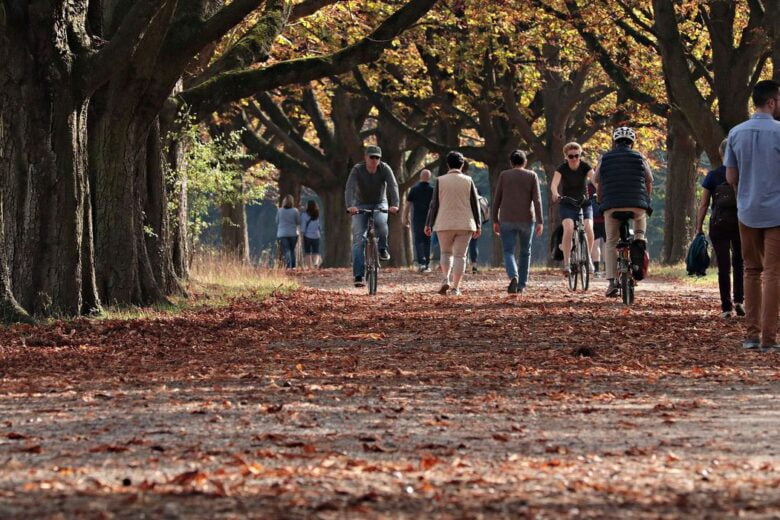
[403, 169, 434, 272]
[725, 79, 780, 350]
[491, 150, 544, 294]
[345, 146, 400, 287]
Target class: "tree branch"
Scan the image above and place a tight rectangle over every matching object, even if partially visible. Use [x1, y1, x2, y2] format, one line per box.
[179, 0, 438, 120]
[301, 85, 336, 151]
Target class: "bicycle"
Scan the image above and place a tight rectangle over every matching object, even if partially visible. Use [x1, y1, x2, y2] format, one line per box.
[351, 208, 388, 295]
[611, 211, 637, 305]
[560, 196, 591, 291]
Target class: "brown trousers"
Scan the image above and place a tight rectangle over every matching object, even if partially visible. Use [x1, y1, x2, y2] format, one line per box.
[739, 224, 780, 345]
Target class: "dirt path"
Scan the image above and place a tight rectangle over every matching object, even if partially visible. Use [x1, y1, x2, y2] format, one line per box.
[0, 269, 779, 519]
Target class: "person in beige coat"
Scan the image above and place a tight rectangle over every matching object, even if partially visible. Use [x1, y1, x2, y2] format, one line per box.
[425, 152, 482, 295]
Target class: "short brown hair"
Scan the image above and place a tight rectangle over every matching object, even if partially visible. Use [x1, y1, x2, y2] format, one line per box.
[563, 142, 582, 155]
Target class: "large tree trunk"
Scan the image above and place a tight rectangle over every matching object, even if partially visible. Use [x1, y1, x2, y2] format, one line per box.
[662, 111, 699, 264]
[0, 9, 99, 317]
[0, 202, 34, 324]
[320, 187, 351, 267]
[220, 201, 250, 263]
[487, 161, 504, 266]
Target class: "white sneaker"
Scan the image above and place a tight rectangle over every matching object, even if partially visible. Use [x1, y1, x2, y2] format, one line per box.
[451, 288, 462, 296]
[720, 310, 734, 318]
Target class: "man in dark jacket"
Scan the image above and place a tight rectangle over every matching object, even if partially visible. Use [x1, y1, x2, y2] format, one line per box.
[403, 169, 434, 272]
[345, 146, 400, 287]
[593, 127, 653, 297]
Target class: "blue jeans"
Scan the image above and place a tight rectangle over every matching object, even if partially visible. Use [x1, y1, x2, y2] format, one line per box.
[279, 236, 298, 268]
[500, 221, 534, 288]
[412, 225, 431, 267]
[351, 204, 389, 278]
[468, 237, 479, 264]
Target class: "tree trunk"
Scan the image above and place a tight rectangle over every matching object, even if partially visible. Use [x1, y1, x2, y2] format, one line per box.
[320, 187, 351, 267]
[487, 161, 504, 266]
[0, 202, 34, 324]
[0, 11, 99, 317]
[662, 111, 699, 264]
[220, 201, 250, 263]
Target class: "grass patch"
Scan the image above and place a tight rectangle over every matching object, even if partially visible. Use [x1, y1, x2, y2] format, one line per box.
[650, 263, 718, 286]
[101, 251, 296, 320]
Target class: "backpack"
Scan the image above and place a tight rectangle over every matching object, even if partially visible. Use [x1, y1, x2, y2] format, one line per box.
[709, 182, 738, 233]
[686, 233, 710, 276]
[478, 195, 490, 224]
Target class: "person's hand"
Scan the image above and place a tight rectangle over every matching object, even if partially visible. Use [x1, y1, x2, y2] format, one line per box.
[347, 206, 358, 215]
[424, 226, 432, 237]
[492, 222, 501, 236]
[473, 229, 481, 239]
[535, 223, 543, 237]
[552, 193, 560, 204]
[388, 206, 399, 214]
[403, 220, 410, 228]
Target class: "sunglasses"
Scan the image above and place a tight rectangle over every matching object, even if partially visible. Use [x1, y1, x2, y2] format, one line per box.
[567, 154, 580, 159]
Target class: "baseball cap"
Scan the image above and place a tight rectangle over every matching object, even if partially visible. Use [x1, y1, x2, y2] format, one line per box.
[365, 145, 382, 158]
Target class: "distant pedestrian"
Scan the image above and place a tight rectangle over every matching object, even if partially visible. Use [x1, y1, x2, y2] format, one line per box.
[301, 200, 322, 269]
[491, 150, 544, 294]
[403, 169, 434, 272]
[696, 139, 743, 318]
[425, 151, 482, 296]
[276, 194, 300, 269]
[725, 79, 780, 350]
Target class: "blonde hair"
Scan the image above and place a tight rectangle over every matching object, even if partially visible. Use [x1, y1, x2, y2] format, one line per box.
[281, 194, 295, 209]
[719, 138, 728, 159]
[563, 142, 582, 155]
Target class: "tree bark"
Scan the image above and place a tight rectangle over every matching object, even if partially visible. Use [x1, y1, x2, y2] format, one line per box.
[319, 187, 352, 267]
[220, 202, 250, 263]
[662, 110, 699, 265]
[0, 5, 99, 317]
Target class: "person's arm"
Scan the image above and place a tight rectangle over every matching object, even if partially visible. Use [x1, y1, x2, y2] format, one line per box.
[345, 166, 359, 212]
[532, 173, 544, 227]
[385, 166, 400, 211]
[695, 189, 711, 234]
[726, 167, 739, 187]
[586, 168, 596, 189]
[550, 171, 562, 203]
[295, 209, 301, 227]
[491, 174, 503, 235]
[593, 160, 602, 200]
[469, 180, 481, 232]
[723, 134, 739, 187]
[425, 181, 440, 232]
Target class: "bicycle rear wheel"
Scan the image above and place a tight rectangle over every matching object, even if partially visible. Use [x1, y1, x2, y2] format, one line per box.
[365, 238, 379, 295]
[579, 233, 590, 291]
[621, 270, 633, 305]
[568, 239, 578, 291]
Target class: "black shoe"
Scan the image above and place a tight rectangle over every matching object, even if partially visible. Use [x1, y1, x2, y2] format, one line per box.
[379, 249, 390, 261]
[438, 283, 450, 295]
[354, 276, 365, 287]
[605, 279, 619, 297]
[735, 303, 746, 317]
[507, 277, 518, 294]
[472, 265, 478, 274]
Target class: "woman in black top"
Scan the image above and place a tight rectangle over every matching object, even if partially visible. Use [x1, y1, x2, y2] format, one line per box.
[550, 142, 596, 274]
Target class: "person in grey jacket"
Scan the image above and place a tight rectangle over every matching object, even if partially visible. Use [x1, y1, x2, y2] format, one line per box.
[345, 146, 400, 287]
[276, 194, 300, 269]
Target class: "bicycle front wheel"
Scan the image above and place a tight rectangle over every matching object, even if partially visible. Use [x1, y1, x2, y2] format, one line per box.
[579, 233, 590, 291]
[365, 238, 379, 295]
[568, 240, 578, 291]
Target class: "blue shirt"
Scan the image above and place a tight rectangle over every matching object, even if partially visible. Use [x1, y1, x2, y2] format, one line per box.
[275, 207, 300, 238]
[406, 181, 434, 227]
[300, 212, 321, 239]
[723, 113, 780, 228]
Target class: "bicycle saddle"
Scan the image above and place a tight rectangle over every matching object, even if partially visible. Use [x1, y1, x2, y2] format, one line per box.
[611, 211, 635, 222]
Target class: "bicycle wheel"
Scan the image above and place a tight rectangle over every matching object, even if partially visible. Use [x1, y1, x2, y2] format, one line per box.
[568, 238, 578, 291]
[579, 232, 590, 291]
[621, 270, 633, 305]
[365, 238, 379, 295]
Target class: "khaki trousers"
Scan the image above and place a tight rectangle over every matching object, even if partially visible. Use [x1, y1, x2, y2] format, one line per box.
[739, 224, 780, 345]
[604, 208, 647, 280]
[437, 230, 472, 286]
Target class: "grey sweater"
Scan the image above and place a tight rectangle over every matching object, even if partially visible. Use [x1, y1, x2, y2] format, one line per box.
[276, 207, 300, 238]
[344, 162, 400, 208]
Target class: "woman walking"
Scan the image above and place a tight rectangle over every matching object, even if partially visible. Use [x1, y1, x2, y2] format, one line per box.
[425, 151, 482, 295]
[276, 195, 300, 269]
[300, 200, 322, 269]
[695, 139, 744, 318]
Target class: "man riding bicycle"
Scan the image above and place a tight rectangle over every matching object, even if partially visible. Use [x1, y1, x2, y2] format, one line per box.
[550, 142, 596, 276]
[593, 127, 653, 297]
[345, 145, 400, 287]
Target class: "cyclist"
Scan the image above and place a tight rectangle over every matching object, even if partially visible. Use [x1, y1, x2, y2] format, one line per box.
[550, 142, 596, 275]
[593, 127, 653, 297]
[345, 146, 400, 287]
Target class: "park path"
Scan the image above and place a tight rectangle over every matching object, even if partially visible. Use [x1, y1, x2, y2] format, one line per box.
[0, 268, 779, 519]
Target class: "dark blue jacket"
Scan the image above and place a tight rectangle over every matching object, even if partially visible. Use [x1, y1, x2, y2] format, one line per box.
[598, 145, 652, 214]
